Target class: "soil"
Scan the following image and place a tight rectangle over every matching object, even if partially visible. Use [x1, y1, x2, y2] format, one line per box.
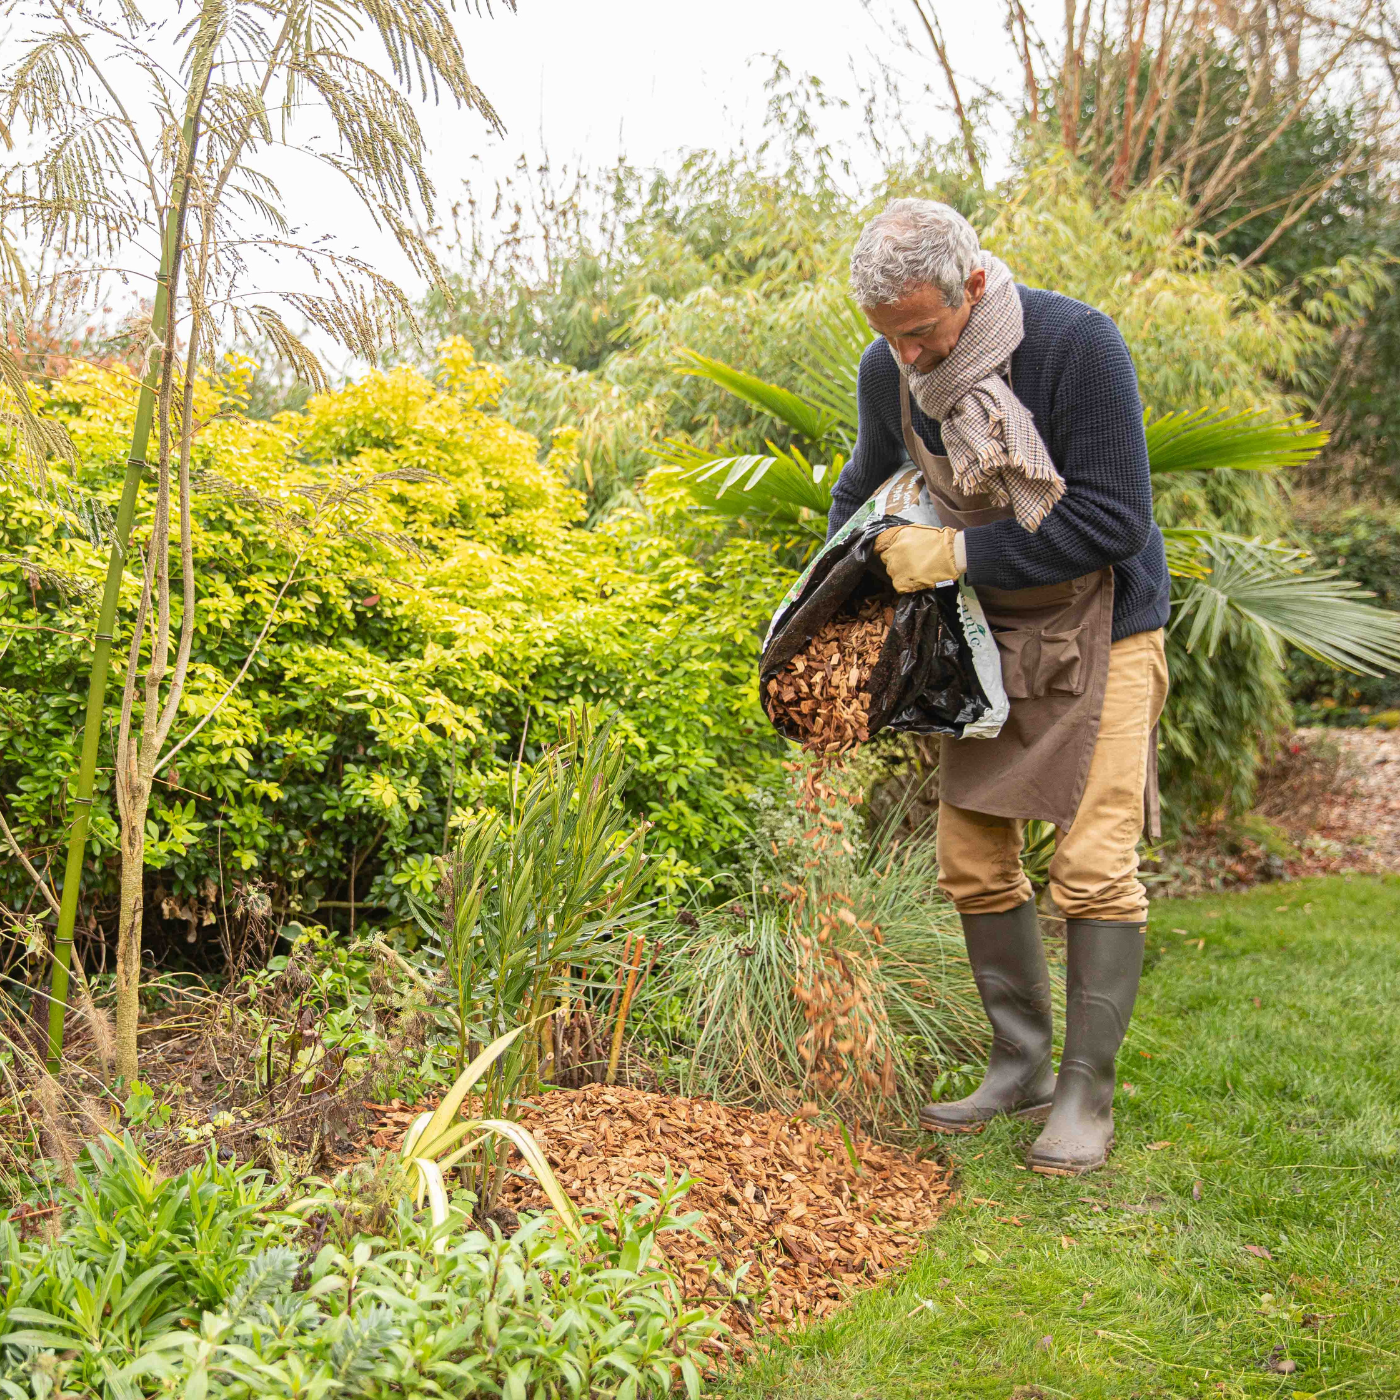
[1297, 726, 1400, 872]
[1145, 726, 1400, 897]
[364, 1083, 953, 1339]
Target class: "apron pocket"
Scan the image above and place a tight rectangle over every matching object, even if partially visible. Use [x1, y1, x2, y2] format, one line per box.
[993, 627, 1037, 700]
[1039, 627, 1085, 696]
[993, 625, 1086, 699]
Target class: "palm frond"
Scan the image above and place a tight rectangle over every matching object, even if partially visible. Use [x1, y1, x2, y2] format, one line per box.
[1160, 526, 1215, 579]
[1171, 535, 1400, 676]
[795, 296, 871, 439]
[1144, 408, 1328, 474]
[655, 438, 836, 528]
[676, 350, 839, 443]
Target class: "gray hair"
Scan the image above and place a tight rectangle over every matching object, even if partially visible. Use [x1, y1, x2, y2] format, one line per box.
[849, 198, 981, 309]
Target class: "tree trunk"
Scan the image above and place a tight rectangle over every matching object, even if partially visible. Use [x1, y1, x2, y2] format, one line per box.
[43, 19, 217, 1072]
[114, 785, 150, 1081]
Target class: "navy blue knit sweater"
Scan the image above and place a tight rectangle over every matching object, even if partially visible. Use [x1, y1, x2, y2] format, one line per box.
[827, 285, 1171, 642]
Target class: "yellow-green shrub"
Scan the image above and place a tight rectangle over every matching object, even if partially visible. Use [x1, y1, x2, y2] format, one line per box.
[0, 341, 789, 946]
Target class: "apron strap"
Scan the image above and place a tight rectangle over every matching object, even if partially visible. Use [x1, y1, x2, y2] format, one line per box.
[1143, 721, 1162, 841]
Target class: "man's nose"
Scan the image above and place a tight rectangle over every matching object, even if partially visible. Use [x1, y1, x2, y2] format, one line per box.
[898, 339, 922, 365]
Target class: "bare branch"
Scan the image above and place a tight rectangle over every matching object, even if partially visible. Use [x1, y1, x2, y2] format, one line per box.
[0, 805, 60, 918]
[908, 0, 983, 180]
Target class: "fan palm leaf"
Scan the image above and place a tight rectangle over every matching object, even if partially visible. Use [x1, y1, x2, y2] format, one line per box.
[1144, 408, 1329, 474]
[796, 297, 870, 438]
[1171, 535, 1400, 675]
[654, 439, 836, 526]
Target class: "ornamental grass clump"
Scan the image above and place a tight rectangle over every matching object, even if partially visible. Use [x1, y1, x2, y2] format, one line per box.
[642, 768, 987, 1128]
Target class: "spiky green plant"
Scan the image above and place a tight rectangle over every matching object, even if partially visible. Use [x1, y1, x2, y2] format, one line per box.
[399, 1025, 585, 1247]
[420, 710, 651, 1211]
[0, 0, 507, 1074]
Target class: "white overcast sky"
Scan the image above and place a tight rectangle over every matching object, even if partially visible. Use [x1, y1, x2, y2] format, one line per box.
[433, 0, 1015, 188]
[292, 0, 1022, 297]
[3, 0, 1027, 346]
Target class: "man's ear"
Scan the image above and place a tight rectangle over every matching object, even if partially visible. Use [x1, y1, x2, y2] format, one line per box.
[965, 268, 987, 304]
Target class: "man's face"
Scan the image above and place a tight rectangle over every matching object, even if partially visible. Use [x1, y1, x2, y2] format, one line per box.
[864, 268, 987, 373]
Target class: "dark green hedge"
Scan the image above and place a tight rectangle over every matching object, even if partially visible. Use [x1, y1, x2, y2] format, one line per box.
[1290, 498, 1400, 726]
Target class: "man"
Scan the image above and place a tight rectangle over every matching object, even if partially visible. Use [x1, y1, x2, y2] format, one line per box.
[830, 198, 1171, 1176]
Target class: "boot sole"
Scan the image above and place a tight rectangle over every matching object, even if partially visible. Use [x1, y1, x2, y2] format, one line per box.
[1027, 1135, 1115, 1177]
[920, 1101, 1053, 1135]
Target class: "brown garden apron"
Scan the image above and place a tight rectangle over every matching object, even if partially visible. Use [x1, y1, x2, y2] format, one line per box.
[898, 384, 1150, 834]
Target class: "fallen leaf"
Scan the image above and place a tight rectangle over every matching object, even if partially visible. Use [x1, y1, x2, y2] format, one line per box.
[1120, 1081, 1137, 1097]
[1060, 1234, 1077, 1248]
[1192, 1179, 1203, 1201]
[1245, 1244, 1273, 1260]
[1139, 1050, 1153, 1059]
[1274, 905, 1290, 913]
[1146, 1140, 1173, 1151]
[1252, 996, 1262, 1008]
[1172, 927, 1190, 934]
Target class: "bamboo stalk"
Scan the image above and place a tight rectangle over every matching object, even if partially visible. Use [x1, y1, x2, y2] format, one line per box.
[44, 13, 218, 1074]
[603, 934, 634, 1036]
[605, 936, 646, 1087]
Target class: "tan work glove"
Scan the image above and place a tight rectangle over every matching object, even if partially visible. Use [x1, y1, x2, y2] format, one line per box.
[874, 525, 965, 592]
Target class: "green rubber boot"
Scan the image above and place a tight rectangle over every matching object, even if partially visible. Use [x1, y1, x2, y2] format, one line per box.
[1027, 919, 1146, 1176]
[919, 898, 1056, 1133]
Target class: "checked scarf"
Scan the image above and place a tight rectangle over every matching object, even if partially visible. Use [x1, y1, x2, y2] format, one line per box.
[900, 252, 1065, 533]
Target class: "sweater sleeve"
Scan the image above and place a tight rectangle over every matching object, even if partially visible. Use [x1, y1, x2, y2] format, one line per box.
[825, 341, 906, 541]
[962, 311, 1154, 589]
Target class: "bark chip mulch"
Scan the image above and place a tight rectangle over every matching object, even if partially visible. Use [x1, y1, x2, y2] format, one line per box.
[764, 597, 891, 755]
[367, 1083, 952, 1336]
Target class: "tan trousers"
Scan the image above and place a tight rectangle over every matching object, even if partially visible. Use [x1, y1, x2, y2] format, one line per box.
[936, 628, 1169, 922]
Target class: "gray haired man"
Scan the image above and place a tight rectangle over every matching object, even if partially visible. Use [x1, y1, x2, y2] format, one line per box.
[828, 199, 1171, 1175]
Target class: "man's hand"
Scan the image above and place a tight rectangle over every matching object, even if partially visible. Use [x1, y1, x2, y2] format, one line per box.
[874, 525, 964, 592]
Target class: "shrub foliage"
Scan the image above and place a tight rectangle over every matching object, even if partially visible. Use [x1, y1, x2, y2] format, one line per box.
[0, 343, 787, 948]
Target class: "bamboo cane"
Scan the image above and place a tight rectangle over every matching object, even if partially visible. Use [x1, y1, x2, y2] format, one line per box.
[605, 936, 646, 1087]
[43, 24, 218, 1074]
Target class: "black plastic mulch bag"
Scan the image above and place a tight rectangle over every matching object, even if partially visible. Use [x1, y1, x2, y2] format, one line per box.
[759, 466, 1009, 746]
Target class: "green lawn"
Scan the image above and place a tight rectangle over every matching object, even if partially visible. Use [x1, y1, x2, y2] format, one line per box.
[721, 875, 1400, 1400]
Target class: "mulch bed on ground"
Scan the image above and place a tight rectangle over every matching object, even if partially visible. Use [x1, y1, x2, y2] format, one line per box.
[365, 1084, 952, 1336]
[1300, 725, 1400, 872]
